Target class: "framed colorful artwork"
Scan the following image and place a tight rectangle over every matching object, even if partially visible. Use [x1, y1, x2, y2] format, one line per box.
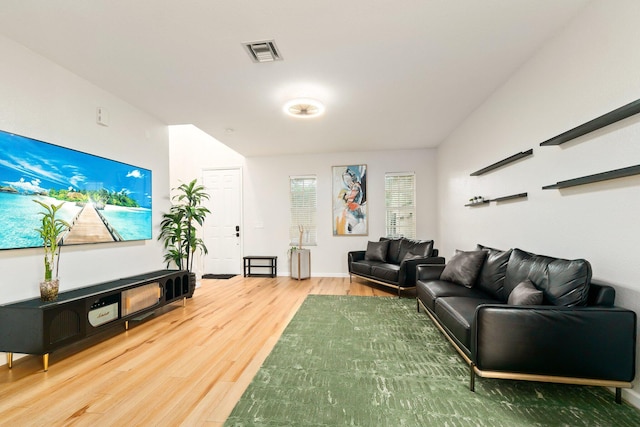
[332, 164, 367, 236]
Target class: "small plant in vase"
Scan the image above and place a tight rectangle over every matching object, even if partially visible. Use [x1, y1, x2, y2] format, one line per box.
[33, 200, 70, 301]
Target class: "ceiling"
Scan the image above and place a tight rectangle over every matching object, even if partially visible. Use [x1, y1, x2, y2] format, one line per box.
[0, 1, 590, 157]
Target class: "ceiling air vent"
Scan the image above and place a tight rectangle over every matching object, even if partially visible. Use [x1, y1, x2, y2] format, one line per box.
[242, 40, 282, 63]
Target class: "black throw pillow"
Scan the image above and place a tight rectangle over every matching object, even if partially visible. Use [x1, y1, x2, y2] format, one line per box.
[508, 279, 543, 305]
[364, 240, 389, 262]
[440, 250, 488, 288]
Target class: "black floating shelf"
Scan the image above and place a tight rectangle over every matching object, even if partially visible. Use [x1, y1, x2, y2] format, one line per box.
[542, 164, 640, 190]
[540, 98, 640, 146]
[465, 200, 490, 207]
[465, 193, 527, 207]
[492, 192, 528, 202]
[470, 149, 533, 176]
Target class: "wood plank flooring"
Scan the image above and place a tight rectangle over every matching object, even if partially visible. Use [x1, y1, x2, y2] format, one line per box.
[0, 276, 396, 426]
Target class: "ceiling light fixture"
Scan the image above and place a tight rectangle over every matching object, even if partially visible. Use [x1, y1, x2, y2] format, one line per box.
[283, 98, 325, 118]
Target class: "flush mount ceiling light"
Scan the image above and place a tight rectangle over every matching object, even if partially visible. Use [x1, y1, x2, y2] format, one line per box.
[283, 98, 325, 118]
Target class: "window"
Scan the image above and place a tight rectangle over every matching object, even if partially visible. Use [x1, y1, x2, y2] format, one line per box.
[289, 175, 317, 245]
[385, 172, 416, 239]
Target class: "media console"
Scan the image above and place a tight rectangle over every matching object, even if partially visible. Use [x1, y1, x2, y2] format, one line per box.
[0, 269, 193, 371]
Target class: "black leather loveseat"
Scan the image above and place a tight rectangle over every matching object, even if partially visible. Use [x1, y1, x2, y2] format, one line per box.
[348, 237, 445, 296]
[416, 245, 636, 403]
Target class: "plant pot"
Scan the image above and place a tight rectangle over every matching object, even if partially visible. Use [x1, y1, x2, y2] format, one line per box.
[188, 272, 196, 297]
[40, 278, 59, 302]
[290, 248, 311, 280]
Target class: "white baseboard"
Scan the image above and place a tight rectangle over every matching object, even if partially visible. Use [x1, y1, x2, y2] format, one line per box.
[277, 272, 349, 278]
[620, 387, 640, 409]
[311, 273, 349, 278]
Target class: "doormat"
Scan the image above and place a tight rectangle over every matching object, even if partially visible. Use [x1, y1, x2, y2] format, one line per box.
[202, 274, 237, 279]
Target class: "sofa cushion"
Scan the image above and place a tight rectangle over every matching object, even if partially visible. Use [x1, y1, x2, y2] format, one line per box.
[440, 250, 487, 288]
[508, 279, 543, 305]
[398, 239, 434, 262]
[504, 248, 591, 307]
[476, 245, 512, 302]
[351, 261, 373, 276]
[401, 251, 425, 263]
[371, 263, 400, 283]
[380, 237, 403, 264]
[417, 280, 494, 312]
[435, 296, 497, 351]
[365, 240, 389, 262]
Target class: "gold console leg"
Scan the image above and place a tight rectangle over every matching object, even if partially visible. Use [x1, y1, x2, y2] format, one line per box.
[125, 320, 129, 330]
[7, 352, 13, 369]
[43, 354, 49, 372]
[183, 297, 186, 307]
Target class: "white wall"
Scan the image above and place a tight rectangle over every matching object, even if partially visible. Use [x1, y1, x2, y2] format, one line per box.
[0, 34, 171, 306]
[437, 0, 640, 403]
[169, 125, 246, 175]
[243, 149, 437, 275]
[168, 127, 438, 277]
[168, 124, 246, 279]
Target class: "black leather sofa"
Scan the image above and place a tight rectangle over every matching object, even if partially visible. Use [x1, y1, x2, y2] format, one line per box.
[348, 237, 445, 296]
[416, 245, 636, 403]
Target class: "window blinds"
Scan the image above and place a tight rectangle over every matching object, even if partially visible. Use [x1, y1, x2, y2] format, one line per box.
[289, 176, 317, 245]
[385, 172, 416, 239]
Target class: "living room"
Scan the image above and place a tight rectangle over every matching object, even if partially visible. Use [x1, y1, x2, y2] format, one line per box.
[0, 0, 639, 423]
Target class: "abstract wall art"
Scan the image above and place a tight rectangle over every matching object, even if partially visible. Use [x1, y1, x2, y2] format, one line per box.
[332, 164, 367, 236]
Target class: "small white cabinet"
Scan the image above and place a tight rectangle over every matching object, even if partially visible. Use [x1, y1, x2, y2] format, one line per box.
[291, 248, 311, 280]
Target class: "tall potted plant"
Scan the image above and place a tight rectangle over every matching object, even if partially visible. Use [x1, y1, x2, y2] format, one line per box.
[158, 179, 210, 291]
[33, 200, 70, 301]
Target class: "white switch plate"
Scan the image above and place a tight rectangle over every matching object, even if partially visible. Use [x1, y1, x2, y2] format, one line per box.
[96, 107, 109, 126]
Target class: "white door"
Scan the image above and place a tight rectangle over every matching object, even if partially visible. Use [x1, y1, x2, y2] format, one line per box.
[202, 168, 242, 275]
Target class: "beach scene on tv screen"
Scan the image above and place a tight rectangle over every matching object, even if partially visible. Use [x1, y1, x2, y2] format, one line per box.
[0, 130, 152, 250]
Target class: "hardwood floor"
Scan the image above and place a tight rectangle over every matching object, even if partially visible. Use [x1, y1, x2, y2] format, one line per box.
[0, 276, 396, 426]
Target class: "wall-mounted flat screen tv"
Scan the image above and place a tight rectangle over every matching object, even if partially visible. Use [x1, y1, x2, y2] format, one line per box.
[0, 128, 152, 250]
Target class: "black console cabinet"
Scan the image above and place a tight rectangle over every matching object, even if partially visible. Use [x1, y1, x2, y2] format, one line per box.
[0, 269, 192, 371]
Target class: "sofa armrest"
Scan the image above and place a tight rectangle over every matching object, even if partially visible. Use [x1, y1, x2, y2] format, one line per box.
[473, 305, 636, 382]
[416, 263, 446, 281]
[399, 256, 446, 287]
[347, 250, 366, 273]
[588, 281, 616, 307]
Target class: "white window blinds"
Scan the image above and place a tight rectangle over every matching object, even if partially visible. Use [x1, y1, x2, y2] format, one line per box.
[289, 175, 317, 245]
[385, 172, 416, 239]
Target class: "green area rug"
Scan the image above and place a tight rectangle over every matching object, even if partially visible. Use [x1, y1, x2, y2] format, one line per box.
[225, 295, 640, 426]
